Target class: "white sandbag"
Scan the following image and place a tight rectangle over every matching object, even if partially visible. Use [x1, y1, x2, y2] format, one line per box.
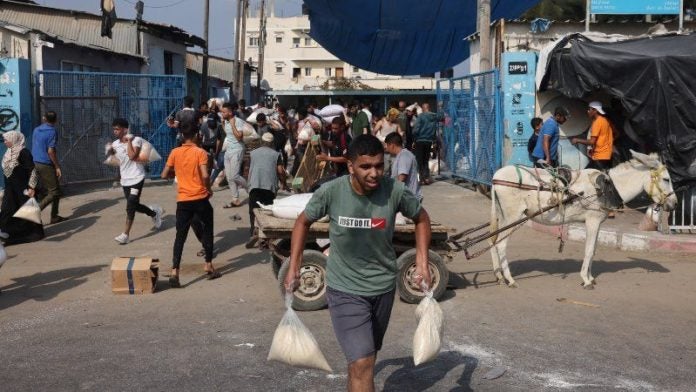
[317, 104, 345, 118]
[241, 121, 259, 143]
[246, 111, 260, 124]
[138, 139, 162, 162]
[259, 193, 314, 220]
[413, 288, 444, 366]
[267, 293, 333, 372]
[428, 159, 447, 174]
[395, 212, 413, 226]
[406, 103, 423, 115]
[297, 122, 314, 143]
[284, 139, 293, 156]
[13, 197, 42, 225]
[269, 119, 283, 130]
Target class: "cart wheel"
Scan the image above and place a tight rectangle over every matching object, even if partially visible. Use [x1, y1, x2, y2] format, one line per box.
[277, 250, 328, 311]
[271, 239, 320, 278]
[396, 249, 449, 304]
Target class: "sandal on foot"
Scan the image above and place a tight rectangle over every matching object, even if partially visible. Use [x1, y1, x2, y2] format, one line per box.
[169, 276, 181, 288]
[206, 271, 221, 280]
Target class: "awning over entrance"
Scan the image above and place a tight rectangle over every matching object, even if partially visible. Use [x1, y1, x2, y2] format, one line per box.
[303, 0, 540, 75]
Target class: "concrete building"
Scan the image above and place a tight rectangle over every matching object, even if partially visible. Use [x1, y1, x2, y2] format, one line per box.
[243, 11, 447, 107]
[186, 52, 256, 105]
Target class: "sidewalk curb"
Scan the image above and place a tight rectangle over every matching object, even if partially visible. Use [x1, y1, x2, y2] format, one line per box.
[527, 221, 696, 253]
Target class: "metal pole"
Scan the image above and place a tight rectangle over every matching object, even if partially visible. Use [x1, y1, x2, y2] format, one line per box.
[478, 0, 491, 72]
[258, 0, 266, 94]
[234, 0, 243, 100]
[237, 0, 248, 101]
[585, 0, 591, 32]
[679, 0, 684, 32]
[201, 0, 210, 105]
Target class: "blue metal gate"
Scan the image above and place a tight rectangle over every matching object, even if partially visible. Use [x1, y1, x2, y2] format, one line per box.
[37, 71, 185, 183]
[436, 70, 502, 185]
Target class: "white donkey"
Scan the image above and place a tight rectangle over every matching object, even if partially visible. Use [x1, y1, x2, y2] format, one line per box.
[489, 150, 677, 289]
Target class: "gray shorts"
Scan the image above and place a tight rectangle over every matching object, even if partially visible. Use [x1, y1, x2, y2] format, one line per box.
[326, 286, 395, 364]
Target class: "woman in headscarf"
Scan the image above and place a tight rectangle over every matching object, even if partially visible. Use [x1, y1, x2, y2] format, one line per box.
[0, 131, 44, 245]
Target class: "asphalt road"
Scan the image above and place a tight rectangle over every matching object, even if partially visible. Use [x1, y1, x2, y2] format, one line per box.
[1, 180, 694, 391]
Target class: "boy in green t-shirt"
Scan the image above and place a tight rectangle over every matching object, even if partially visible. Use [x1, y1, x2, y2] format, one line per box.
[284, 134, 433, 391]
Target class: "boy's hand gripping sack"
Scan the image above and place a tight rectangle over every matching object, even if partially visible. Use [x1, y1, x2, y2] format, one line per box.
[413, 286, 444, 366]
[267, 293, 332, 372]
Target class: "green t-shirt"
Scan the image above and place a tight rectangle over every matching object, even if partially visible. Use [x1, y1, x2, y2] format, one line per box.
[351, 111, 371, 135]
[303, 175, 422, 296]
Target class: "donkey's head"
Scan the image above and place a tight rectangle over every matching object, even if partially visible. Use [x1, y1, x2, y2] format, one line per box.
[629, 150, 677, 211]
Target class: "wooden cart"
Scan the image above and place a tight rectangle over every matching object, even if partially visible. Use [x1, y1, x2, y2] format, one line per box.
[254, 208, 455, 311]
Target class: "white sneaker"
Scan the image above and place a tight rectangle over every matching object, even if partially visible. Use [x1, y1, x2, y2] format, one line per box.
[114, 233, 129, 245]
[150, 205, 163, 230]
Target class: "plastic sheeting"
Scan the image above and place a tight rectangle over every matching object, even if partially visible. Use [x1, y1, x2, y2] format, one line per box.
[303, 0, 541, 75]
[539, 33, 696, 185]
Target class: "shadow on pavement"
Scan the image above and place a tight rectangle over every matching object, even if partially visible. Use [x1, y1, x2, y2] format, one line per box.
[43, 216, 99, 242]
[70, 197, 120, 218]
[0, 265, 105, 311]
[377, 351, 478, 392]
[508, 257, 670, 280]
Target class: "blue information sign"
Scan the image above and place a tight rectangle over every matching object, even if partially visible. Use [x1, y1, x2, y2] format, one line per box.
[501, 52, 537, 166]
[590, 0, 680, 15]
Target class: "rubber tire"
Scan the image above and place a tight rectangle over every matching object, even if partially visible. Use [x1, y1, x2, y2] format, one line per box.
[277, 249, 328, 311]
[396, 249, 449, 304]
[271, 239, 320, 278]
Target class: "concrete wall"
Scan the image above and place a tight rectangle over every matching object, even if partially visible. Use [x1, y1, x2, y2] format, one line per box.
[141, 33, 187, 75]
[0, 27, 30, 59]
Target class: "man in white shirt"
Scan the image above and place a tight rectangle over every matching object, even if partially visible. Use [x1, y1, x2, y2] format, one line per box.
[109, 118, 163, 244]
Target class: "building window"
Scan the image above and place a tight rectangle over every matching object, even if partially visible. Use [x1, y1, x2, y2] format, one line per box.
[275, 65, 283, 74]
[304, 37, 312, 46]
[324, 68, 332, 77]
[352, 66, 359, 73]
[275, 36, 282, 43]
[304, 67, 311, 76]
[292, 37, 301, 46]
[249, 36, 259, 46]
[60, 61, 99, 72]
[164, 51, 174, 75]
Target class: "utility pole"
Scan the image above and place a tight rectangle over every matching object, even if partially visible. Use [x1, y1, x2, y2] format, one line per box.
[257, 0, 267, 93]
[201, 0, 210, 105]
[478, 0, 491, 72]
[236, 0, 249, 101]
[234, 0, 243, 101]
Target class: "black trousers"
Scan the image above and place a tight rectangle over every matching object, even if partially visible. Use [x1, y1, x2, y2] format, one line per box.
[414, 141, 432, 180]
[121, 180, 154, 221]
[249, 188, 275, 235]
[173, 198, 214, 267]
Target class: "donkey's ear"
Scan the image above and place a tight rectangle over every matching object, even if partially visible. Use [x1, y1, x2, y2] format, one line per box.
[630, 149, 653, 167]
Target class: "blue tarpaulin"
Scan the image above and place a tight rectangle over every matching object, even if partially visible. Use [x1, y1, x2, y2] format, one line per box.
[304, 0, 540, 75]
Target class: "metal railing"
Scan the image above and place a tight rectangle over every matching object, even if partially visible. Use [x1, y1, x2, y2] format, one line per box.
[37, 71, 185, 183]
[436, 70, 502, 185]
[669, 186, 696, 233]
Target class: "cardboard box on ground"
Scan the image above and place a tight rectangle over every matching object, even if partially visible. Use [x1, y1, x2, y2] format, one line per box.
[111, 257, 159, 294]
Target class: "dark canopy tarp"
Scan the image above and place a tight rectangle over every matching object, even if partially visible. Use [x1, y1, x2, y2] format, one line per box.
[540, 33, 696, 184]
[303, 0, 540, 75]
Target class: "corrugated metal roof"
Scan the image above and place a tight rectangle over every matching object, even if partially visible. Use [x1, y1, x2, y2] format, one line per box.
[0, 1, 205, 58]
[186, 53, 236, 82]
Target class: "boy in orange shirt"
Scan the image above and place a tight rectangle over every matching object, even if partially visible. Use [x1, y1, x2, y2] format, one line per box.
[571, 101, 614, 171]
[161, 124, 220, 287]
